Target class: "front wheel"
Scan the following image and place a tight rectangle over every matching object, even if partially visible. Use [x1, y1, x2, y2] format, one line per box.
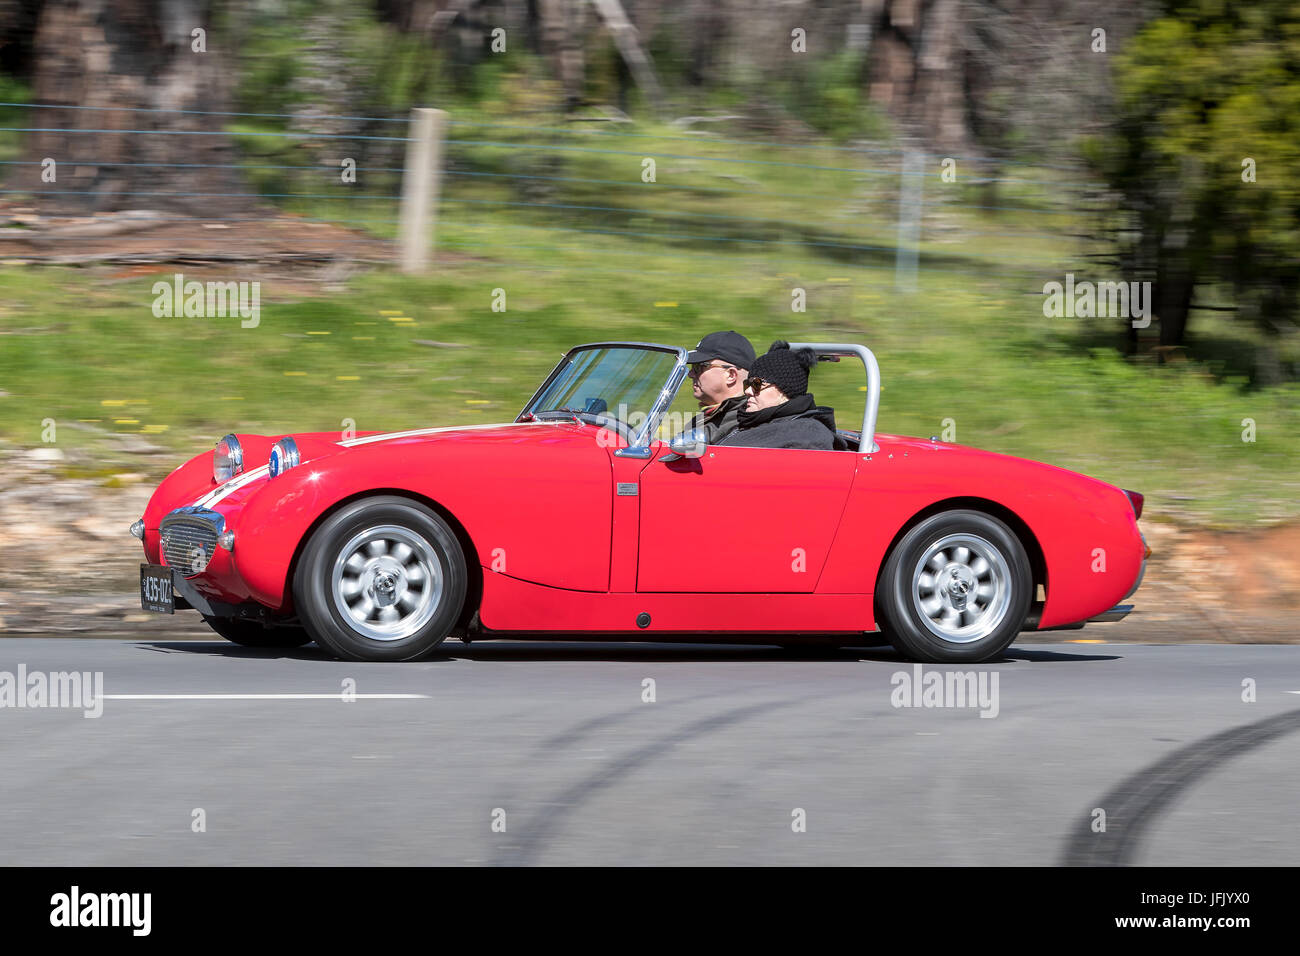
[876, 510, 1032, 663]
[293, 496, 468, 662]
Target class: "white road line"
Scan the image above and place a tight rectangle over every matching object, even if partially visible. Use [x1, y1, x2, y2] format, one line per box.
[101, 693, 431, 700]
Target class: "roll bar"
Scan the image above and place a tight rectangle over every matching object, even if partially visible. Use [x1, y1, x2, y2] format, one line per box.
[786, 342, 881, 453]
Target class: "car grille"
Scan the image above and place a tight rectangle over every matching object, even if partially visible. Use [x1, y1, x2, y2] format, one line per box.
[160, 510, 221, 577]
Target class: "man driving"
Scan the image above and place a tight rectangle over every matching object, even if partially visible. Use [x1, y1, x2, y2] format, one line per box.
[682, 330, 755, 444]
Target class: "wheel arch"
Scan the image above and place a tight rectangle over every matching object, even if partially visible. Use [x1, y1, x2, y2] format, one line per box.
[875, 496, 1047, 626]
[284, 488, 484, 632]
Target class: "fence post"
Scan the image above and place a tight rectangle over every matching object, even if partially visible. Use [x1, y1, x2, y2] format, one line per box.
[895, 147, 924, 293]
[400, 107, 447, 274]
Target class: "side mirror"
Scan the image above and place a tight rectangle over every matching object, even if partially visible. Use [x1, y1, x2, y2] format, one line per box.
[665, 427, 707, 461]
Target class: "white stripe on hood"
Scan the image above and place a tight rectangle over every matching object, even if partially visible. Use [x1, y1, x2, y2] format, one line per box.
[191, 422, 536, 508]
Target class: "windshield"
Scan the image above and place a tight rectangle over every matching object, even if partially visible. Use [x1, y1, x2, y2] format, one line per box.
[521, 345, 681, 440]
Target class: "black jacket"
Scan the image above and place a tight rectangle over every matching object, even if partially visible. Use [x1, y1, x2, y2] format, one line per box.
[687, 394, 747, 445]
[716, 394, 837, 450]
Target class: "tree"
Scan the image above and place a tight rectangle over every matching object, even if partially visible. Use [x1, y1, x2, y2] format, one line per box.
[17, 0, 248, 215]
[1095, 0, 1300, 379]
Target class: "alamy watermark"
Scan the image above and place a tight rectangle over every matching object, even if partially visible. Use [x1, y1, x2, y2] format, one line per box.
[1043, 273, 1151, 328]
[890, 664, 1000, 718]
[50, 886, 150, 936]
[0, 666, 103, 718]
[152, 272, 260, 328]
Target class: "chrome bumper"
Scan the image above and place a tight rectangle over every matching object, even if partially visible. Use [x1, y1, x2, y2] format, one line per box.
[1088, 532, 1147, 625]
[1088, 603, 1134, 623]
[1124, 531, 1149, 601]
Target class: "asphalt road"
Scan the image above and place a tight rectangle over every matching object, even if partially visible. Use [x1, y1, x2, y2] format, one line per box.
[1, 634, 1297, 866]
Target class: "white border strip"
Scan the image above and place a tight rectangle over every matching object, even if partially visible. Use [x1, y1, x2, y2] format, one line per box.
[102, 693, 431, 700]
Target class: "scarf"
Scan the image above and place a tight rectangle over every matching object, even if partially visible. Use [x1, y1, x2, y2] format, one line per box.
[735, 392, 815, 430]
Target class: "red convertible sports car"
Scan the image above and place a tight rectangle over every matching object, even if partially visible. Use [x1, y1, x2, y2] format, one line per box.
[133, 341, 1148, 663]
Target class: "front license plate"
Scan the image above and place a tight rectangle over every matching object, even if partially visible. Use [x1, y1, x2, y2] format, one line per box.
[140, 564, 175, 614]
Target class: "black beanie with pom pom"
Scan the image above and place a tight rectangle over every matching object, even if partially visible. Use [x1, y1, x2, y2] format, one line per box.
[749, 340, 817, 398]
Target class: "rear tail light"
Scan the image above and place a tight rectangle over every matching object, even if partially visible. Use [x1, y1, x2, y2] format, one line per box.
[1123, 489, 1144, 520]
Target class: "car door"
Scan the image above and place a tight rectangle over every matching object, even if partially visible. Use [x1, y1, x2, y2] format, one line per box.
[636, 444, 857, 593]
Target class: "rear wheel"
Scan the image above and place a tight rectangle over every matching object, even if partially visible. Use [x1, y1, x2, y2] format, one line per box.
[293, 496, 467, 662]
[876, 510, 1032, 663]
[202, 616, 312, 648]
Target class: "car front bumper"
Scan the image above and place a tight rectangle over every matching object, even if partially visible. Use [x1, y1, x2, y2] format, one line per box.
[1087, 603, 1134, 623]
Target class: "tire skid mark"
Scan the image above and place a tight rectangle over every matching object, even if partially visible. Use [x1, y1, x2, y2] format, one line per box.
[498, 700, 792, 866]
[535, 683, 779, 753]
[1061, 707, 1300, 866]
[537, 701, 697, 753]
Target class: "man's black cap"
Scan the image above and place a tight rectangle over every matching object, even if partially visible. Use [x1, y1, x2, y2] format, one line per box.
[685, 330, 756, 370]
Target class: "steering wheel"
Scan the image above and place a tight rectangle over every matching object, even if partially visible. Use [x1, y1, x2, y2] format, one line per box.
[586, 410, 636, 444]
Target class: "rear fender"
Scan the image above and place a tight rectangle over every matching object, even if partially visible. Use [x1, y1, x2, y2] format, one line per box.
[817, 441, 1143, 628]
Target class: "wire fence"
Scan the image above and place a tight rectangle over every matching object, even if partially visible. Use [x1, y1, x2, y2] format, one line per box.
[0, 101, 1107, 285]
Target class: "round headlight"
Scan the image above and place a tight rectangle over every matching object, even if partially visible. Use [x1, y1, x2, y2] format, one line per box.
[268, 437, 300, 478]
[213, 434, 244, 484]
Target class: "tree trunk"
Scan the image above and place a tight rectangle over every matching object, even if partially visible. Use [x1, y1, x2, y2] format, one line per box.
[537, 0, 589, 111]
[20, 0, 249, 216]
[590, 0, 664, 115]
[1155, 254, 1195, 351]
[911, 0, 967, 149]
[0, 0, 42, 78]
[867, 0, 971, 152]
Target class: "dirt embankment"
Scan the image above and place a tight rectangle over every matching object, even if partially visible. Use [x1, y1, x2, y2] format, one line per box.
[0, 443, 1296, 640]
[1129, 520, 1299, 642]
[0, 203, 392, 266]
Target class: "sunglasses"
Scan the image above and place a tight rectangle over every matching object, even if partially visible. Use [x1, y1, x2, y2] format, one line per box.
[744, 377, 776, 395]
[689, 362, 734, 379]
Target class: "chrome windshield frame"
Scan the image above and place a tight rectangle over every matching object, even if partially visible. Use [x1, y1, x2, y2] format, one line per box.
[517, 342, 688, 455]
[519, 340, 881, 454]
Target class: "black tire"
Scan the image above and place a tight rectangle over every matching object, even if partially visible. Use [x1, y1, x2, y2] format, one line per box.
[292, 496, 467, 662]
[203, 616, 312, 648]
[875, 510, 1032, 663]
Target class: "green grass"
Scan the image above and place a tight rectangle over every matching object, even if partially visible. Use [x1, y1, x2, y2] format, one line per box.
[0, 115, 1296, 528]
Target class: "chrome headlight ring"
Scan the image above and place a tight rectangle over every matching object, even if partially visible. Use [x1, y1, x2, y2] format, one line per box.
[213, 434, 244, 484]
[268, 437, 300, 478]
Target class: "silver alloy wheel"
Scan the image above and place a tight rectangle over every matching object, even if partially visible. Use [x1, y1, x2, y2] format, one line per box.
[330, 524, 444, 641]
[911, 532, 1012, 644]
